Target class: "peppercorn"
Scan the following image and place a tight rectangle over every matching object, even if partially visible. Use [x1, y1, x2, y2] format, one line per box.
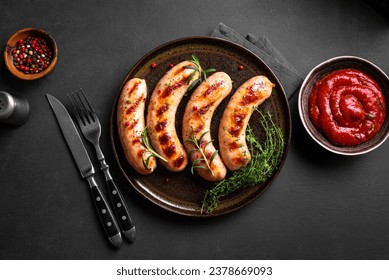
[11, 36, 53, 75]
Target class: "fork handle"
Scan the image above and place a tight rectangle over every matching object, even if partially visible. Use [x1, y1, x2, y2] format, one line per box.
[87, 176, 122, 248]
[99, 156, 136, 243]
[106, 178, 136, 242]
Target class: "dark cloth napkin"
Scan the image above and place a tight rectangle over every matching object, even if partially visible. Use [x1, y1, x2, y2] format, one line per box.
[211, 22, 303, 100]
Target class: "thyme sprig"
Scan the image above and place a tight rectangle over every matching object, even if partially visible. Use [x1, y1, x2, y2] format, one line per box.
[141, 127, 167, 170]
[201, 110, 285, 213]
[185, 128, 218, 176]
[184, 55, 216, 92]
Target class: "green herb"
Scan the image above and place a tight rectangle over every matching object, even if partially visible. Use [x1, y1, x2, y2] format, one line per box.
[141, 127, 167, 170]
[201, 110, 285, 213]
[184, 128, 219, 176]
[184, 55, 216, 92]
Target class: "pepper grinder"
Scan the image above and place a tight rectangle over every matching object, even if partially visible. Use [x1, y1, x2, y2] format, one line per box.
[0, 91, 30, 127]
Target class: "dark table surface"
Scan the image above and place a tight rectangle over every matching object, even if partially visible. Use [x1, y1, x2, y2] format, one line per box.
[1, 0, 388, 260]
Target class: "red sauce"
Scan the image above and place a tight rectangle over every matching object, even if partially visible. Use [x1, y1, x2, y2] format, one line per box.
[308, 68, 386, 146]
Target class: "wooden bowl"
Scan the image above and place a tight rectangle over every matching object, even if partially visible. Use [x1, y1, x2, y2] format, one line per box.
[298, 56, 389, 155]
[3, 28, 58, 80]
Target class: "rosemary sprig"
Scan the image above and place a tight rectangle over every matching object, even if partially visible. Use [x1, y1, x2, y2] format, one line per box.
[184, 55, 216, 92]
[185, 128, 218, 176]
[201, 110, 285, 213]
[141, 127, 167, 170]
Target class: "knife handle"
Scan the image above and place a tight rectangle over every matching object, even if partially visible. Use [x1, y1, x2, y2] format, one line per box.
[107, 178, 136, 242]
[87, 176, 122, 248]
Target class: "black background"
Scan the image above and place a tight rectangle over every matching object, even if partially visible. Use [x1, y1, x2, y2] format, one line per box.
[0, 0, 388, 259]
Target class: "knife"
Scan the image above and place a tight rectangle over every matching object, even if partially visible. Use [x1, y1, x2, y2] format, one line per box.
[46, 94, 122, 248]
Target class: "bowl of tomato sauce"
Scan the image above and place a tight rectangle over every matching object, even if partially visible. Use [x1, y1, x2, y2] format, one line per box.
[298, 56, 389, 155]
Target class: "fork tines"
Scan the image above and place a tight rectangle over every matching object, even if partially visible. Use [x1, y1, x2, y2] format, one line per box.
[67, 89, 96, 125]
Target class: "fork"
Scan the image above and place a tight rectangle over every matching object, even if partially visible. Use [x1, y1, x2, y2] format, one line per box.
[68, 89, 136, 243]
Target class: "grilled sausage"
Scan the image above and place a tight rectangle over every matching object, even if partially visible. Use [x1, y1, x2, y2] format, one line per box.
[218, 75, 274, 171]
[182, 72, 232, 181]
[117, 78, 156, 175]
[146, 61, 200, 172]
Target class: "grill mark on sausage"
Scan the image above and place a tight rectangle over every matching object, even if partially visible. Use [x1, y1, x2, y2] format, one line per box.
[155, 120, 168, 132]
[158, 132, 178, 159]
[172, 66, 187, 76]
[132, 137, 141, 145]
[137, 148, 145, 159]
[239, 86, 262, 106]
[239, 81, 265, 106]
[160, 76, 189, 98]
[196, 102, 214, 116]
[164, 144, 177, 158]
[228, 141, 241, 150]
[232, 156, 247, 166]
[240, 92, 259, 106]
[127, 80, 141, 96]
[174, 155, 185, 168]
[156, 104, 169, 116]
[203, 81, 223, 97]
[193, 124, 205, 134]
[205, 150, 213, 160]
[228, 112, 246, 137]
[159, 133, 171, 145]
[126, 96, 144, 115]
[128, 119, 139, 130]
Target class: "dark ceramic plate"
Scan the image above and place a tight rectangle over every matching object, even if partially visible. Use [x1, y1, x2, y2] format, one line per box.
[298, 56, 389, 155]
[110, 36, 291, 217]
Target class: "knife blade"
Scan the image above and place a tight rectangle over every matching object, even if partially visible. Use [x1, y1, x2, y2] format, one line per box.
[46, 94, 122, 248]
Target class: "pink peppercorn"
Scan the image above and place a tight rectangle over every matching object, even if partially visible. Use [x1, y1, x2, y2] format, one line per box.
[11, 36, 52, 74]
